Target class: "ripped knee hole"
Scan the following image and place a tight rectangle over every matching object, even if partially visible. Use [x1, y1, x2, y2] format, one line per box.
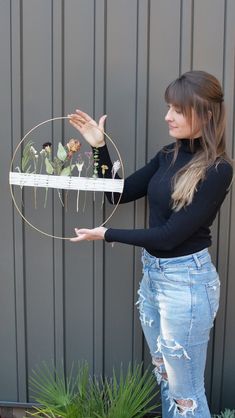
[173, 398, 197, 415]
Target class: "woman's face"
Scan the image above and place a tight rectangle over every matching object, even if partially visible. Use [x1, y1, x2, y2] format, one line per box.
[165, 104, 202, 139]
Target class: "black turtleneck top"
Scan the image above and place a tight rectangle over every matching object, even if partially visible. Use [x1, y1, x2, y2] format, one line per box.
[96, 138, 233, 258]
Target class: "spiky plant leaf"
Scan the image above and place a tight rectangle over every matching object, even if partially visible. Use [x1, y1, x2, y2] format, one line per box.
[29, 361, 77, 418]
[105, 364, 159, 418]
[214, 410, 235, 418]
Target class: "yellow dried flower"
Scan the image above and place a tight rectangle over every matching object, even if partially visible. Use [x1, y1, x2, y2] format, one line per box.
[66, 139, 81, 153]
[101, 164, 109, 176]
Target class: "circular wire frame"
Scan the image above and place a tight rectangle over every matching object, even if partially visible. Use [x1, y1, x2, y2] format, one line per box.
[9, 116, 125, 240]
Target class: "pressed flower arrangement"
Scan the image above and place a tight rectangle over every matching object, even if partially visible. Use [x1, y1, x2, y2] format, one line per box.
[9, 116, 124, 239]
[14, 138, 122, 211]
[17, 138, 108, 210]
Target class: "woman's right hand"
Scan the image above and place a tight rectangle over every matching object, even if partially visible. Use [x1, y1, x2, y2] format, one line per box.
[68, 109, 107, 148]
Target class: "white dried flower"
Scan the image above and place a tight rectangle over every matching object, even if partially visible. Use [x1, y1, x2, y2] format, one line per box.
[111, 160, 121, 204]
[111, 160, 121, 182]
[76, 161, 84, 173]
[30, 146, 37, 155]
[112, 160, 121, 174]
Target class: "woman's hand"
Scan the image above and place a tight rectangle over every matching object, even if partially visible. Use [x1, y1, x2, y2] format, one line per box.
[68, 109, 107, 148]
[70, 227, 107, 242]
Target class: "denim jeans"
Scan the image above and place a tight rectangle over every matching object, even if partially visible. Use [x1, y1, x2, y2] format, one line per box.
[136, 248, 220, 417]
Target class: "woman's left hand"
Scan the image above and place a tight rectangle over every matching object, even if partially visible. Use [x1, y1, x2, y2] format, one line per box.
[70, 227, 107, 242]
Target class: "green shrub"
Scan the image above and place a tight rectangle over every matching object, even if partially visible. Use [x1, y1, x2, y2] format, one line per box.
[213, 409, 235, 418]
[28, 361, 160, 418]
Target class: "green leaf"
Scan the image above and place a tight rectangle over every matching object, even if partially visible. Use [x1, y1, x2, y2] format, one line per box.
[60, 165, 75, 176]
[57, 143, 67, 161]
[21, 141, 34, 172]
[45, 157, 54, 174]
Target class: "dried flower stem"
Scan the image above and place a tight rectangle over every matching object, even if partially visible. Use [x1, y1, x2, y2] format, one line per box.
[33, 157, 38, 209]
[44, 188, 48, 208]
[64, 191, 68, 212]
[83, 170, 89, 212]
[83, 153, 93, 212]
[93, 148, 99, 203]
[34, 189, 37, 209]
[101, 165, 108, 208]
[76, 174, 81, 212]
[76, 161, 84, 212]
[111, 160, 121, 204]
[57, 190, 64, 207]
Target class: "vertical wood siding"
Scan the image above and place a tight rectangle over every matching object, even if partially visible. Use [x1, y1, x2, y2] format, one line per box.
[0, 0, 234, 413]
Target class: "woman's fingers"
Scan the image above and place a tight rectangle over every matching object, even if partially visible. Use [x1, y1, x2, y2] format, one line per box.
[98, 114, 107, 130]
[68, 114, 92, 133]
[68, 114, 87, 126]
[70, 227, 106, 242]
[70, 228, 93, 242]
[69, 110, 106, 130]
[70, 235, 87, 242]
[68, 113, 98, 132]
[68, 110, 105, 147]
[76, 228, 90, 235]
[75, 109, 93, 122]
[70, 229, 88, 242]
[69, 119, 83, 130]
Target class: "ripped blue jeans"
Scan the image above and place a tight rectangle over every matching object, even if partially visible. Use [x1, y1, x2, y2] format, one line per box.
[136, 248, 220, 417]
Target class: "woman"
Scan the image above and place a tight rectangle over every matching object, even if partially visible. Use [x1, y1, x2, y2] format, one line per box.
[68, 70, 233, 417]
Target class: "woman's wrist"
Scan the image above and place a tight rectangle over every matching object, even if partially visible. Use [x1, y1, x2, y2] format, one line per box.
[92, 141, 106, 149]
[103, 227, 108, 239]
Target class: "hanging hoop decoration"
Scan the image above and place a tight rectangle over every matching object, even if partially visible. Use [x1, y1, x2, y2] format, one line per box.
[9, 116, 124, 240]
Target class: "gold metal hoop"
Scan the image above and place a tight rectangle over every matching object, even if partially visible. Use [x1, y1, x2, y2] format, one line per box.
[9, 116, 124, 240]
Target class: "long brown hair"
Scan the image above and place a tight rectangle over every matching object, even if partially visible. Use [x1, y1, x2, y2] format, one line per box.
[164, 70, 233, 211]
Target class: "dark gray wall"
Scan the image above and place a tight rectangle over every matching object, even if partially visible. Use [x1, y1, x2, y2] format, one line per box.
[0, 0, 234, 414]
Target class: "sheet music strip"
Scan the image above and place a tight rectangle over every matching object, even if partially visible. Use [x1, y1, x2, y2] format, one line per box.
[9, 172, 124, 193]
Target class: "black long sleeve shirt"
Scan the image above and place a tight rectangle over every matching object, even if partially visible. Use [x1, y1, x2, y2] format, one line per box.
[95, 138, 233, 258]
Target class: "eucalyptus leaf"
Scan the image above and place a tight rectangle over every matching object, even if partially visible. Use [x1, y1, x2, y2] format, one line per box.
[45, 157, 54, 174]
[60, 165, 75, 176]
[57, 142, 67, 162]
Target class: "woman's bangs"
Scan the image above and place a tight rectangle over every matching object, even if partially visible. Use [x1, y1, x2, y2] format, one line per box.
[165, 80, 192, 116]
